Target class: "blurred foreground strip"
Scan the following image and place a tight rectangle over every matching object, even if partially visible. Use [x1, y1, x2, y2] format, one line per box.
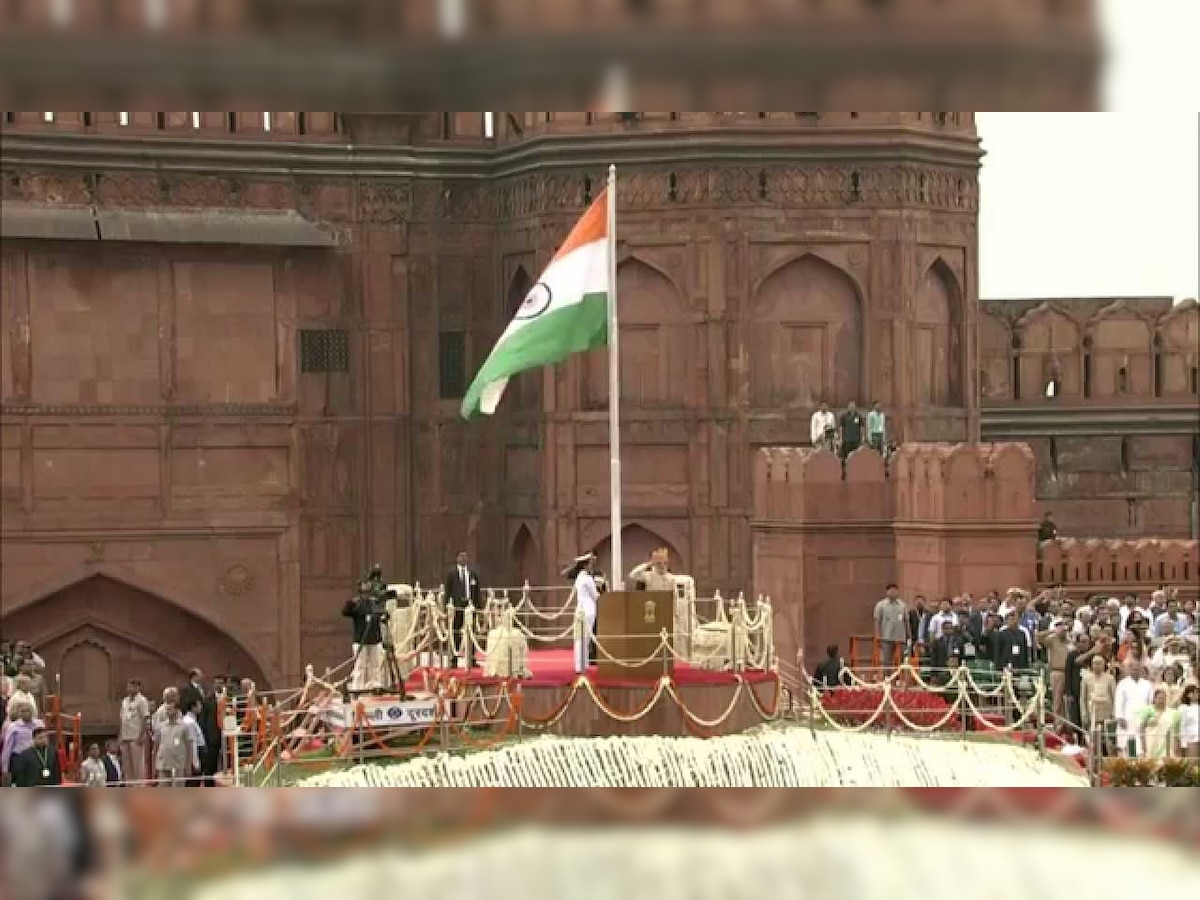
[4, 789, 1198, 900]
[185, 816, 1199, 900]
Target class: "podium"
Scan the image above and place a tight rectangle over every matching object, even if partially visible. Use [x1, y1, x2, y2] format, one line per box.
[596, 591, 675, 681]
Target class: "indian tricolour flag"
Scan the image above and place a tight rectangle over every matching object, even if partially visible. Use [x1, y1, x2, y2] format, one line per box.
[461, 188, 612, 419]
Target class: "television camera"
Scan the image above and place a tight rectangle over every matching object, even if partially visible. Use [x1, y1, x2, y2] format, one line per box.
[345, 564, 406, 699]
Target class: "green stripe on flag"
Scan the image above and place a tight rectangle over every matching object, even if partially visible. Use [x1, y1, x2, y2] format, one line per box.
[461, 292, 610, 419]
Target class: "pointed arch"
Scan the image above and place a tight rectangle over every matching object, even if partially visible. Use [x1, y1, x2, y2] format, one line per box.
[584, 257, 689, 409]
[504, 264, 541, 411]
[1087, 302, 1152, 398]
[589, 523, 685, 585]
[1156, 301, 1199, 395]
[57, 637, 116, 723]
[1, 566, 276, 688]
[510, 522, 539, 589]
[1015, 304, 1081, 398]
[914, 257, 964, 406]
[750, 253, 863, 409]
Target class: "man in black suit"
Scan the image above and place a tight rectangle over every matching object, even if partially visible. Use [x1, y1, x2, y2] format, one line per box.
[199, 676, 224, 786]
[10, 725, 62, 787]
[443, 549, 481, 669]
[993, 610, 1033, 671]
[179, 668, 204, 718]
[102, 739, 123, 785]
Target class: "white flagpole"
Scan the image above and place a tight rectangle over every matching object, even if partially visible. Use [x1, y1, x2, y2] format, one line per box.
[607, 164, 624, 590]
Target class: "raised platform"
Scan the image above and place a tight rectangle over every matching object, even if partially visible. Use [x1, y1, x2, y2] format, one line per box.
[405, 648, 781, 739]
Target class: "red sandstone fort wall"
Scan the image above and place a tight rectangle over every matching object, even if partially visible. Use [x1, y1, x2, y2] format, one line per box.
[1038, 537, 1199, 602]
[752, 443, 1038, 666]
[979, 297, 1200, 540]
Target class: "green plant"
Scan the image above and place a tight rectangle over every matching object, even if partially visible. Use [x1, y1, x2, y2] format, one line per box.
[1102, 756, 1200, 787]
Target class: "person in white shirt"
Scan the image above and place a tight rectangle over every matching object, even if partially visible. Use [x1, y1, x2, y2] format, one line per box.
[5, 676, 37, 720]
[809, 402, 837, 452]
[79, 743, 108, 788]
[1153, 596, 1187, 639]
[1072, 607, 1093, 639]
[181, 699, 207, 786]
[1179, 684, 1199, 759]
[926, 599, 955, 644]
[566, 553, 599, 675]
[1113, 661, 1154, 757]
[117, 679, 149, 786]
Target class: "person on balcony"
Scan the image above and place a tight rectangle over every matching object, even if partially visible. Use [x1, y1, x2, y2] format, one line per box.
[1037, 512, 1057, 544]
[838, 402, 865, 459]
[809, 401, 836, 453]
[866, 401, 887, 453]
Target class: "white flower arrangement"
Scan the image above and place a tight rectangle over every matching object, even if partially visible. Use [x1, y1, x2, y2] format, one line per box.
[191, 817, 1200, 900]
[296, 727, 1085, 788]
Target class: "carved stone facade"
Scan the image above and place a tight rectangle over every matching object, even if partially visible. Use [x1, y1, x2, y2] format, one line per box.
[7, 110, 1181, 730]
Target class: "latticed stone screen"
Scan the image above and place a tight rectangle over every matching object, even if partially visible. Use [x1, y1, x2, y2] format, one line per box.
[299, 329, 349, 373]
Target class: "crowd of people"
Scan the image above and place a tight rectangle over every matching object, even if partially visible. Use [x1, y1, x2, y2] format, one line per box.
[1, 653, 259, 787]
[866, 584, 1199, 759]
[1, 639, 59, 788]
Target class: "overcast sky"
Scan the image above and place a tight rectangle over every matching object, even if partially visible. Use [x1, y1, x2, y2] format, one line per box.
[976, 0, 1199, 302]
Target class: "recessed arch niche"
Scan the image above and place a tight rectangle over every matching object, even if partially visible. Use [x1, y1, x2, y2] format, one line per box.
[750, 254, 863, 409]
[583, 258, 689, 409]
[1, 574, 269, 735]
[914, 259, 964, 407]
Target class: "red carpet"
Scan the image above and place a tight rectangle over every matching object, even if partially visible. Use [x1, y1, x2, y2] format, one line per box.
[407, 648, 776, 691]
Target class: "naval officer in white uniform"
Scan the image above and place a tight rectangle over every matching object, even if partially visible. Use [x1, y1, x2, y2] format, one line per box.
[566, 553, 599, 674]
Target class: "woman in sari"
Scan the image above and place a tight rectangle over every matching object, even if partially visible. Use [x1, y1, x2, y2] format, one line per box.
[1138, 687, 1180, 759]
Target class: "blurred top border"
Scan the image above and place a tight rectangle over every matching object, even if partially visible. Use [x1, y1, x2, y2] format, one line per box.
[0, 0, 1101, 110]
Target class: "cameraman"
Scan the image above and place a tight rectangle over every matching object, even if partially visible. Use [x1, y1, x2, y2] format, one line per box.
[342, 578, 388, 693]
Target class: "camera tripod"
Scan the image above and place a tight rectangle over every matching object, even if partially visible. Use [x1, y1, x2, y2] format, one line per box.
[346, 616, 408, 701]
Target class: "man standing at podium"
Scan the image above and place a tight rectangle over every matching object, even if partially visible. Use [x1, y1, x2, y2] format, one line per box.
[565, 553, 599, 674]
[629, 548, 675, 592]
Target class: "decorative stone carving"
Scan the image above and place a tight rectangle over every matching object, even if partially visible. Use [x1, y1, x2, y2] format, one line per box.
[492, 164, 978, 218]
[358, 181, 412, 223]
[1, 171, 21, 201]
[0, 401, 297, 417]
[243, 179, 296, 210]
[94, 173, 164, 206]
[169, 176, 239, 207]
[219, 564, 256, 596]
[296, 179, 353, 221]
[13, 172, 92, 205]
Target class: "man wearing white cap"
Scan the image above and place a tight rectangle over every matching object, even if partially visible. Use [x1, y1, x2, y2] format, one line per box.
[565, 553, 599, 674]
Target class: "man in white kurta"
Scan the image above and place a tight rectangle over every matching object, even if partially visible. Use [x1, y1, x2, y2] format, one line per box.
[809, 402, 837, 452]
[1114, 662, 1154, 757]
[573, 559, 599, 675]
